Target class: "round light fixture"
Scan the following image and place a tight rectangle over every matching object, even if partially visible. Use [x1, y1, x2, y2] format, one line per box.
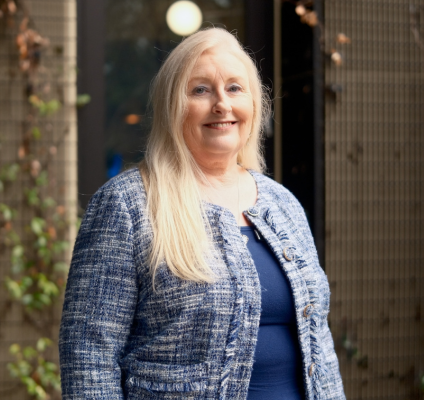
[166, 1, 203, 36]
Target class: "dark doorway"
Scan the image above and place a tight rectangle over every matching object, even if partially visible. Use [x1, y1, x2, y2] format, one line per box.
[279, 2, 324, 263]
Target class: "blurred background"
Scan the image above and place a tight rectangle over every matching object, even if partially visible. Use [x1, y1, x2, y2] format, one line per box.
[0, 0, 423, 399]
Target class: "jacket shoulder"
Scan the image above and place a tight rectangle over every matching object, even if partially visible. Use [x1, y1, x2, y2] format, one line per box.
[86, 167, 146, 211]
[94, 167, 145, 196]
[250, 171, 304, 211]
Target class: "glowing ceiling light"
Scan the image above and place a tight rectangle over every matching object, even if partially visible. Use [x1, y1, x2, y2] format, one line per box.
[166, 1, 203, 36]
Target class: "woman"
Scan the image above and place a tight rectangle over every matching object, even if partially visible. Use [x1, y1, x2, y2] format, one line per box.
[59, 28, 345, 400]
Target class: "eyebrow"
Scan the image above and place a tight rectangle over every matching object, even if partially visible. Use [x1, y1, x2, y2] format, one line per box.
[188, 75, 247, 84]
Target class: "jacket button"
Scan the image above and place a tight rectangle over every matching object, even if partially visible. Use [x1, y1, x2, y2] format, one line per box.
[303, 304, 314, 317]
[247, 207, 259, 217]
[283, 247, 294, 261]
[309, 363, 315, 377]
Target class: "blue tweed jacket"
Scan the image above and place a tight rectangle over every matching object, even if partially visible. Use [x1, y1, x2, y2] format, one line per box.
[59, 168, 345, 400]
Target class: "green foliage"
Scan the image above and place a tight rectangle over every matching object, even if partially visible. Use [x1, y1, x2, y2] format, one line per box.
[0, 203, 16, 220]
[341, 334, 368, 369]
[29, 96, 61, 117]
[32, 127, 41, 140]
[7, 339, 61, 400]
[0, 3, 72, 398]
[0, 163, 20, 184]
[76, 93, 91, 108]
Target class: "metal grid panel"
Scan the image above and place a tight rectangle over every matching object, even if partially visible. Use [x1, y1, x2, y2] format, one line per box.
[324, 1, 424, 399]
[0, 1, 77, 399]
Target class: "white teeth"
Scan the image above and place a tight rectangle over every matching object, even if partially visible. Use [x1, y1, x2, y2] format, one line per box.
[209, 122, 232, 128]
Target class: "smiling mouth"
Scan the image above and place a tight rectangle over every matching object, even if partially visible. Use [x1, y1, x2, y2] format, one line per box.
[205, 122, 236, 128]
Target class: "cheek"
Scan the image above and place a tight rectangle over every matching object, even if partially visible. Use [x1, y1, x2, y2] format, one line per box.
[184, 104, 202, 130]
[240, 101, 254, 129]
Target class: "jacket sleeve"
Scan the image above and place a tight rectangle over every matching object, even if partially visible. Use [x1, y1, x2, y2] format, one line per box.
[59, 184, 138, 399]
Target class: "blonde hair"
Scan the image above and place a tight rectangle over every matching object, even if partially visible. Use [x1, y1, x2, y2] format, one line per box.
[140, 28, 271, 282]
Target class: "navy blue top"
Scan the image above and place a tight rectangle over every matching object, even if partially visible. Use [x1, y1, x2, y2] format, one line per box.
[241, 226, 304, 400]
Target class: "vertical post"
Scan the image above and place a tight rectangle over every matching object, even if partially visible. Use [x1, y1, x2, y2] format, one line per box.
[273, 0, 282, 183]
[77, 0, 106, 209]
[63, 0, 78, 249]
[313, 0, 325, 267]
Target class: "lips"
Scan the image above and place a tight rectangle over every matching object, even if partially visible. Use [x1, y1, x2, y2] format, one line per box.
[204, 122, 236, 128]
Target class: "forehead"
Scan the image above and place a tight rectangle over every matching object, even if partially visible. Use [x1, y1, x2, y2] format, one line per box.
[189, 47, 249, 82]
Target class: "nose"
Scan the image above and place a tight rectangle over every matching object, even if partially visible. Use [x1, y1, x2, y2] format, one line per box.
[212, 92, 231, 115]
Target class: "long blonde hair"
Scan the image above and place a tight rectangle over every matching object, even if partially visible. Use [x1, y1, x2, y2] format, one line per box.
[140, 28, 271, 282]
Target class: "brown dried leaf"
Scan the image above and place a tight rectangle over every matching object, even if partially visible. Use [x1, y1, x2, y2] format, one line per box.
[301, 10, 318, 27]
[19, 44, 28, 58]
[295, 5, 306, 16]
[56, 205, 66, 215]
[337, 33, 351, 44]
[47, 226, 57, 240]
[4, 221, 13, 231]
[331, 51, 343, 66]
[8, 1, 17, 15]
[30, 159, 41, 177]
[20, 17, 29, 32]
[20, 59, 30, 71]
[18, 145, 26, 159]
[16, 33, 25, 47]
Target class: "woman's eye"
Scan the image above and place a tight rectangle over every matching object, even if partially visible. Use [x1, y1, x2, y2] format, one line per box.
[193, 86, 207, 95]
[228, 85, 242, 93]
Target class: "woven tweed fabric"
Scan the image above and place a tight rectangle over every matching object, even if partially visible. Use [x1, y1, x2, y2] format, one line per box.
[59, 168, 345, 400]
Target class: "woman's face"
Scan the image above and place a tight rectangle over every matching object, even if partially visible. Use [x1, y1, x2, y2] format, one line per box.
[183, 46, 254, 166]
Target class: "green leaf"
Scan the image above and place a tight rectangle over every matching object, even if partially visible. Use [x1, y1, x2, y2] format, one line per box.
[21, 376, 38, 395]
[11, 261, 24, 274]
[39, 280, 59, 297]
[37, 246, 51, 264]
[9, 344, 21, 355]
[25, 188, 40, 205]
[39, 99, 61, 116]
[0, 203, 13, 220]
[34, 385, 47, 400]
[76, 93, 91, 107]
[5, 278, 22, 299]
[23, 346, 37, 360]
[34, 292, 51, 307]
[6, 230, 21, 245]
[1, 163, 20, 181]
[32, 126, 41, 139]
[0, 179, 3, 191]
[36, 338, 52, 352]
[11, 245, 25, 274]
[21, 276, 33, 290]
[36, 235, 48, 248]
[52, 240, 69, 254]
[7, 362, 20, 377]
[31, 217, 45, 235]
[42, 361, 57, 373]
[35, 170, 48, 186]
[53, 261, 68, 273]
[21, 294, 34, 306]
[42, 197, 56, 209]
[12, 244, 24, 259]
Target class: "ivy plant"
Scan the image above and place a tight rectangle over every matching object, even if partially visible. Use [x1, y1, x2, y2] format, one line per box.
[0, 1, 85, 398]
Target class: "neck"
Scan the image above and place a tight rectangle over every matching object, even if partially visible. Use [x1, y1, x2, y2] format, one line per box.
[195, 157, 241, 187]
